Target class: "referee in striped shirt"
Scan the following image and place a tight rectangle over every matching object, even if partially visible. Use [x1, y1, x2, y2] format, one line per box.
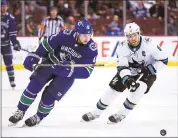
[38, 6, 64, 42]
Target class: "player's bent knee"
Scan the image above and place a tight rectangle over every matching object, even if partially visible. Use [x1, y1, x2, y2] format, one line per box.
[27, 78, 47, 94]
[44, 82, 68, 101]
[99, 86, 121, 106]
[45, 86, 65, 101]
[46, 78, 74, 101]
[41, 88, 56, 104]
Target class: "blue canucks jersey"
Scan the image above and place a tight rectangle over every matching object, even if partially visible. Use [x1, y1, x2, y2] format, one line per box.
[35, 29, 98, 78]
[1, 12, 17, 46]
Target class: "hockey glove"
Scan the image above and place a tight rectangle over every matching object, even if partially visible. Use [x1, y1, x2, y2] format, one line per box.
[23, 52, 40, 72]
[122, 75, 140, 92]
[13, 40, 21, 51]
[144, 64, 157, 81]
[52, 61, 73, 77]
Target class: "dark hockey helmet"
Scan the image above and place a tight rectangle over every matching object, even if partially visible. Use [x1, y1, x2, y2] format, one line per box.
[1, 0, 8, 5]
[75, 19, 93, 34]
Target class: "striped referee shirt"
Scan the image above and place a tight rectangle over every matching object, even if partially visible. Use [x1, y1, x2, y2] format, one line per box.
[38, 15, 64, 39]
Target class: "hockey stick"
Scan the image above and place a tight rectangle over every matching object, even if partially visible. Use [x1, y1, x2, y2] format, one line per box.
[21, 48, 114, 67]
[129, 73, 144, 92]
[33, 63, 107, 67]
[21, 48, 31, 53]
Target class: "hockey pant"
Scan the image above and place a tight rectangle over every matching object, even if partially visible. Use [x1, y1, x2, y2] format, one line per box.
[17, 66, 74, 119]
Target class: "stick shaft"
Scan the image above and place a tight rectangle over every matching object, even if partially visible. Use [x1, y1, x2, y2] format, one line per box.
[21, 49, 107, 67]
[21, 48, 31, 53]
[34, 63, 106, 67]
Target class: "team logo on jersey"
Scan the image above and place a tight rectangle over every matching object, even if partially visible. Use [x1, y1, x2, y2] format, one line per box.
[89, 42, 97, 51]
[60, 52, 71, 61]
[129, 58, 145, 68]
[78, 21, 82, 26]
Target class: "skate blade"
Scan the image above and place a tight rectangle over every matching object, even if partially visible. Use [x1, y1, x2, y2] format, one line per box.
[21, 124, 28, 127]
[8, 122, 18, 127]
[8, 122, 26, 128]
[21, 123, 39, 128]
[80, 119, 88, 122]
[107, 120, 117, 124]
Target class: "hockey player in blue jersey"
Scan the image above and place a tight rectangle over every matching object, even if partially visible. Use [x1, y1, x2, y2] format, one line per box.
[8, 19, 98, 127]
[1, 0, 21, 88]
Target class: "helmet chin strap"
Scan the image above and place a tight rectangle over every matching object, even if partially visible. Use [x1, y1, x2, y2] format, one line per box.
[74, 32, 79, 43]
[75, 32, 83, 44]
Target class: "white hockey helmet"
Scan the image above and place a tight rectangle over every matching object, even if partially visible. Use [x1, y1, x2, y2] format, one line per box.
[124, 22, 140, 36]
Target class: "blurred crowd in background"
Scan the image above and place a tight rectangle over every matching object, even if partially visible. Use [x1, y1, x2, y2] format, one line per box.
[7, 0, 178, 36]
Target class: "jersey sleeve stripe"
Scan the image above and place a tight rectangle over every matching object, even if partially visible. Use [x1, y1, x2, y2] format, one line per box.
[42, 38, 53, 52]
[48, 50, 60, 64]
[9, 34, 17, 36]
[9, 31, 17, 33]
[85, 66, 94, 74]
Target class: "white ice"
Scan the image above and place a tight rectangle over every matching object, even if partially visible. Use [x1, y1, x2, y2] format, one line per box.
[1, 67, 178, 137]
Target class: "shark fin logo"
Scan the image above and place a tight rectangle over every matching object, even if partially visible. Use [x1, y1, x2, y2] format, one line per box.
[129, 58, 145, 68]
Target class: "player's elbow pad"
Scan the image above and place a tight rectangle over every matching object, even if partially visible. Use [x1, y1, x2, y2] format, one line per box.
[10, 35, 17, 45]
[153, 57, 168, 71]
[160, 58, 168, 65]
[71, 67, 94, 79]
[35, 43, 48, 57]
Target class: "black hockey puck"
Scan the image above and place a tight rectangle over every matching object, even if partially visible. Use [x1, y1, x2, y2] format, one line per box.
[160, 129, 166, 136]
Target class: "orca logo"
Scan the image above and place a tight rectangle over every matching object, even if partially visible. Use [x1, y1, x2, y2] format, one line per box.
[78, 21, 83, 26]
[89, 42, 97, 51]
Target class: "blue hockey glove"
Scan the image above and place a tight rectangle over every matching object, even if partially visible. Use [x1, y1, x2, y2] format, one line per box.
[13, 40, 21, 51]
[122, 75, 140, 92]
[23, 52, 40, 71]
[52, 61, 73, 77]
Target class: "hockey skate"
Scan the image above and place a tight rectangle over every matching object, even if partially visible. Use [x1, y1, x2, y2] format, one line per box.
[8, 109, 25, 126]
[82, 112, 100, 122]
[23, 114, 42, 127]
[107, 113, 126, 124]
[10, 81, 16, 89]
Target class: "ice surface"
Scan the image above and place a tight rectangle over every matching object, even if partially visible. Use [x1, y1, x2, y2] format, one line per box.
[1, 67, 178, 137]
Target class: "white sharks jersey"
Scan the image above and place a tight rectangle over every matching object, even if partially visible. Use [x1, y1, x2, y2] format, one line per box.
[116, 36, 168, 76]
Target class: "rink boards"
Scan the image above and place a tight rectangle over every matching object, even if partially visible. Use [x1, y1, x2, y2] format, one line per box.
[1, 36, 178, 70]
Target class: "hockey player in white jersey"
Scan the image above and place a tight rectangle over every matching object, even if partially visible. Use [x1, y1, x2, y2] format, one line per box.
[82, 22, 168, 123]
